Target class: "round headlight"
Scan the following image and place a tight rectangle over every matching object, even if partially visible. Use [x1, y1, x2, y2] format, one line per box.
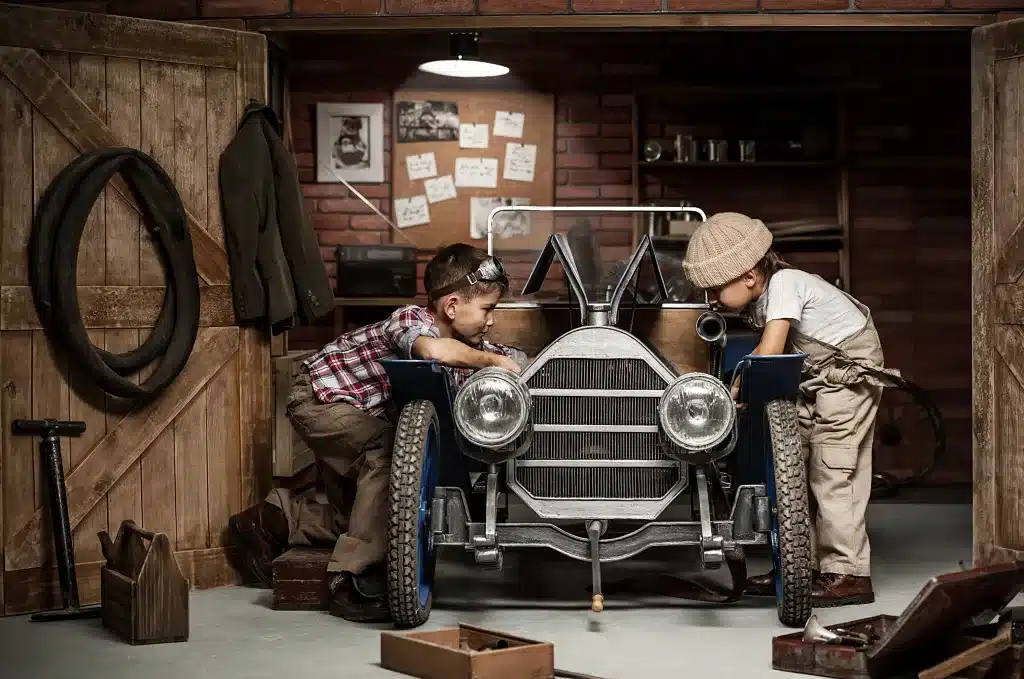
[658, 373, 735, 450]
[453, 367, 530, 448]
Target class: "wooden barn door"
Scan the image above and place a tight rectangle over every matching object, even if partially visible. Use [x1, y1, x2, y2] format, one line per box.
[0, 5, 271, 614]
[972, 18, 1024, 567]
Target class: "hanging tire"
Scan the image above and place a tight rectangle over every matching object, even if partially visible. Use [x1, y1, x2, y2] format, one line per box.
[387, 399, 442, 629]
[764, 398, 813, 628]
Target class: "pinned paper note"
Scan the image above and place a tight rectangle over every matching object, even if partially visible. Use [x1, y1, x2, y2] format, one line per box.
[424, 175, 457, 204]
[493, 111, 525, 139]
[405, 152, 437, 181]
[395, 196, 430, 228]
[459, 123, 489, 149]
[503, 143, 537, 183]
[470, 197, 531, 240]
[454, 157, 499, 189]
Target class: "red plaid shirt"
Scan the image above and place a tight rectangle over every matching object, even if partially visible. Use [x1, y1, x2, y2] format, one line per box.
[303, 305, 526, 414]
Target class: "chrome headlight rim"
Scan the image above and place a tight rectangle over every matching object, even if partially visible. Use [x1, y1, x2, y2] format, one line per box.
[453, 367, 531, 449]
[658, 372, 736, 451]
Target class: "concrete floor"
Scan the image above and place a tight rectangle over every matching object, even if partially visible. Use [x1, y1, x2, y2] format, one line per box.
[0, 499, 994, 679]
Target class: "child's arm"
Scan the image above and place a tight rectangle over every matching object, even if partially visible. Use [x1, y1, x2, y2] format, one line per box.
[732, 319, 792, 400]
[752, 319, 791, 356]
[412, 337, 522, 374]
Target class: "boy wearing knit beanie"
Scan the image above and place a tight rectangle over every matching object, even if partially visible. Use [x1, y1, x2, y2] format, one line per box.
[683, 212, 898, 608]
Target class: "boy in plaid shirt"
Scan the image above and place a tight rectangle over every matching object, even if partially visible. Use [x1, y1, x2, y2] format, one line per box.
[229, 243, 525, 623]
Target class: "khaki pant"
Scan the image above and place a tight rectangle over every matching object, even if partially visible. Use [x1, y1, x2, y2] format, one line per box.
[797, 376, 880, 577]
[265, 371, 393, 575]
[790, 301, 889, 579]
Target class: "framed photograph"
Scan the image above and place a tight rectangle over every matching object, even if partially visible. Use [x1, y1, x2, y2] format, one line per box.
[316, 102, 385, 183]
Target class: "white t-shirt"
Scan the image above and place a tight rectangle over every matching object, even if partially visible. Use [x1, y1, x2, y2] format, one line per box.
[748, 269, 867, 346]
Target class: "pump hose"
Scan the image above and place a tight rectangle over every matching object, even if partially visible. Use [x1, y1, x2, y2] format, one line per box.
[28, 148, 200, 400]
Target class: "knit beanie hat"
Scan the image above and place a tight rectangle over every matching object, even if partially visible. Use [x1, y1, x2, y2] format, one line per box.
[682, 212, 774, 289]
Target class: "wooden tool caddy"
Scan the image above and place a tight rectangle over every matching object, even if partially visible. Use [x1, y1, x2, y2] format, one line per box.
[772, 562, 1024, 679]
[99, 520, 190, 645]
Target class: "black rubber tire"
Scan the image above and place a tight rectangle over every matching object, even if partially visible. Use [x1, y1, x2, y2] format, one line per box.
[387, 399, 440, 629]
[766, 398, 813, 628]
[29, 148, 199, 400]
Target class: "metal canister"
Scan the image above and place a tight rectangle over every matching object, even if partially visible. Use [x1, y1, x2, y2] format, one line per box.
[705, 139, 728, 162]
[675, 134, 698, 163]
[739, 140, 756, 163]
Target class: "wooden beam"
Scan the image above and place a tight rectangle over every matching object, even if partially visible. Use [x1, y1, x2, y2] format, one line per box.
[0, 285, 237, 330]
[3, 326, 239, 571]
[995, 325, 1024, 392]
[2, 547, 245, 616]
[0, 4, 240, 69]
[997, 216, 1024, 284]
[971, 24, 997, 568]
[247, 12, 994, 34]
[994, 284, 1024, 324]
[977, 542, 1024, 566]
[0, 47, 231, 286]
[234, 31, 273, 508]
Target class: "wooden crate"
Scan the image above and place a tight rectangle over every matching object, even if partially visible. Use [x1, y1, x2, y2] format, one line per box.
[273, 350, 317, 479]
[100, 521, 190, 645]
[272, 548, 331, 610]
[380, 624, 555, 679]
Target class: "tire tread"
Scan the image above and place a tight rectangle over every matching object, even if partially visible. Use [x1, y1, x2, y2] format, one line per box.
[386, 399, 438, 629]
[766, 399, 813, 628]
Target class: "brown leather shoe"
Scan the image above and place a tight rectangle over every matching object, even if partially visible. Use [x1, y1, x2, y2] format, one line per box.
[745, 571, 776, 596]
[228, 503, 288, 588]
[746, 569, 821, 597]
[328, 566, 391, 623]
[812, 572, 875, 608]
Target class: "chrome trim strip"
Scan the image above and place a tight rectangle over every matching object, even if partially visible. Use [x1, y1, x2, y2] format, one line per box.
[515, 459, 678, 468]
[533, 424, 659, 433]
[528, 388, 663, 397]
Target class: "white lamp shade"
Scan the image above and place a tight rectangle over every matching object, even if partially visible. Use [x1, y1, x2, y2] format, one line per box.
[418, 58, 509, 79]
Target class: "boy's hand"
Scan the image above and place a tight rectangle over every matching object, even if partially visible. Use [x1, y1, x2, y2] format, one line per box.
[731, 384, 740, 401]
[492, 353, 523, 374]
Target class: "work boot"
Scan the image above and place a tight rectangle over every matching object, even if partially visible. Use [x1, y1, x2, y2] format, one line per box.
[812, 572, 875, 608]
[228, 503, 288, 588]
[746, 569, 821, 596]
[328, 563, 391, 623]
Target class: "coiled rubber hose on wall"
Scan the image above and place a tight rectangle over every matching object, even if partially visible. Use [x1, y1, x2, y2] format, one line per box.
[29, 148, 201, 400]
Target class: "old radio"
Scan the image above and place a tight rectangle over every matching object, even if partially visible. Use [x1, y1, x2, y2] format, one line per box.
[335, 244, 418, 298]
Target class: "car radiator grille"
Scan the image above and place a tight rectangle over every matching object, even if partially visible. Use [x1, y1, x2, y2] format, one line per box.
[517, 358, 680, 501]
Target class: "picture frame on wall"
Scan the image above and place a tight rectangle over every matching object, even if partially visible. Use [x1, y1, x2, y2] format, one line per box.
[316, 102, 385, 183]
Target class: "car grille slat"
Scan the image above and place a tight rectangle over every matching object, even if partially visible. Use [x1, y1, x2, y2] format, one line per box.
[526, 431, 665, 460]
[516, 467, 677, 500]
[533, 395, 658, 427]
[518, 357, 680, 502]
[527, 358, 664, 391]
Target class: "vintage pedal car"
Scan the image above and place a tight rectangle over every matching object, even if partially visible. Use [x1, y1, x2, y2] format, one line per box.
[379, 206, 813, 630]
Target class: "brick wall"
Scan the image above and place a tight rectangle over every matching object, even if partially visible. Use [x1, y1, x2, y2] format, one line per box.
[282, 30, 972, 485]
[15, 0, 1024, 17]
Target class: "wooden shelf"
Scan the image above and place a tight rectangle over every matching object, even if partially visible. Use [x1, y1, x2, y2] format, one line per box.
[638, 160, 835, 169]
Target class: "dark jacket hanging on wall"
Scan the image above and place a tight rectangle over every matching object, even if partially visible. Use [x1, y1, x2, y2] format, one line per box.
[218, 102, 333, 334]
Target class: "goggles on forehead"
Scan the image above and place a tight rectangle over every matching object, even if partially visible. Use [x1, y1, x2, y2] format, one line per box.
[428, 256, 509, 302]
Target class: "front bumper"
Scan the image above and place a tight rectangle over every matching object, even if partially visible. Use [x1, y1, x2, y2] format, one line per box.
[430, 479, 772, 568]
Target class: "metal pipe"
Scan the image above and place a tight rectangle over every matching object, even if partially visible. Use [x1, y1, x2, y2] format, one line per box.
[486, 205, 708, 256]
[696, 311, 727, 381]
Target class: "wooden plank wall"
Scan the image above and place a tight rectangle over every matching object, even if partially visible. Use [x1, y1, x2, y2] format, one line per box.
[0, 46, 259, 613]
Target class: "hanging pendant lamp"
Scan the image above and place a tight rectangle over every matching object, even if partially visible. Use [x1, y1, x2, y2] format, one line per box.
[418, 32, 509, 79]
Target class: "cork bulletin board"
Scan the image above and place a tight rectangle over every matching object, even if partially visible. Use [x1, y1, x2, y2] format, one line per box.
[390, 89, 555, 251]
